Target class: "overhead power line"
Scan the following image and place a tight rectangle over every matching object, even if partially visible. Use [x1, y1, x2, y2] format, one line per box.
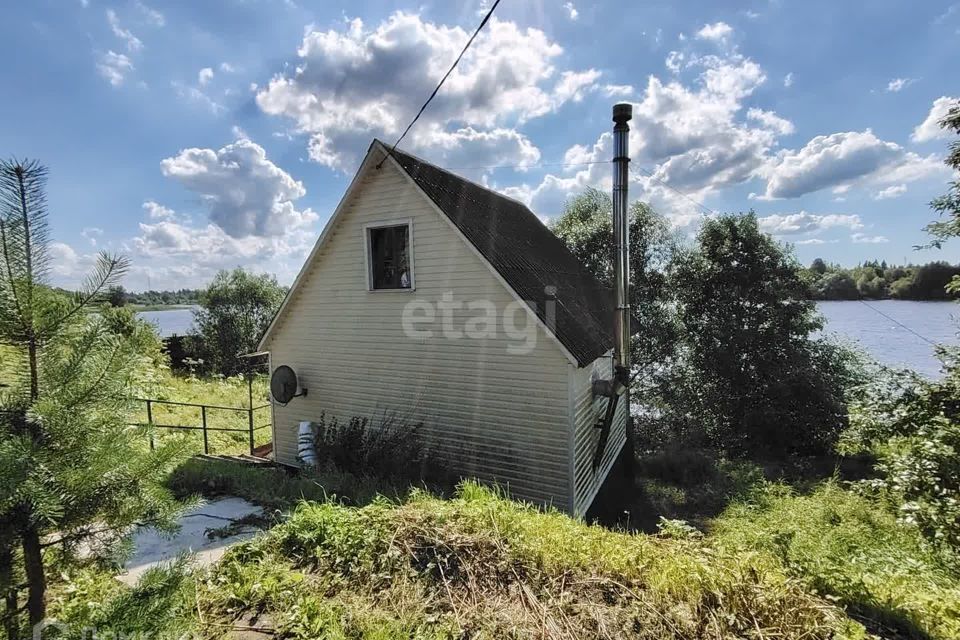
[631, 166, 717, 216]
[377, 0, 502, 169]
[856, 299, 937, 346]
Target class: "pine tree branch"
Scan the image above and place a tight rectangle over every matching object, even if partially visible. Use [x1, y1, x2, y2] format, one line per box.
[0, 218, 28, 341]
[42, 252, 130, 339]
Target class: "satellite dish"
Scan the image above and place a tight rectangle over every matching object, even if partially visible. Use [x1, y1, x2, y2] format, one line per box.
[270, 365, 306, 404]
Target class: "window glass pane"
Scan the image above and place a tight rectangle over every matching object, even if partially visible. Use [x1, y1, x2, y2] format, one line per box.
[369, 225, 410, 289]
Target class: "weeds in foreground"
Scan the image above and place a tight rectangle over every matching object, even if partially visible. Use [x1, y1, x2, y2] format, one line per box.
[196, 482, 861, 639]
[46, 559, 197, 640]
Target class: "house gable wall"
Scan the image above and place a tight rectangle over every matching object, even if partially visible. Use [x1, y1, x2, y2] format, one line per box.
[263, 158, 573, 507]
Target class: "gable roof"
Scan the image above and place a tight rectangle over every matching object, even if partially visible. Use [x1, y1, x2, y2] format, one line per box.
[381, 142, 615, 367]
[259, 140, 617, 368]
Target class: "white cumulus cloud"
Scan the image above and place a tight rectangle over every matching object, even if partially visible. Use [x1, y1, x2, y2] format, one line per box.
[501, 49, 779, 222]
[757, 212, 863, 235]
[81, 227, 104, 246]
[886, 77, 916, 92]
[198, 67, 214, 86]
[795, 238, 837, 245]
[143, 200, 175, 219]
[851, 232, 889, 244]
[159, 139, 318, 238]
[759, 130, 944, 199]
[255, 12, 601, 171]
[135, 1, 165, 27]
[874, 184, 907, 200]
[912, 96, 958, 143]
[746, 108, 795, 136]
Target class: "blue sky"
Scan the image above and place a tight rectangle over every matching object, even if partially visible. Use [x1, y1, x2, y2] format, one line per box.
[2, 0, 958, 290]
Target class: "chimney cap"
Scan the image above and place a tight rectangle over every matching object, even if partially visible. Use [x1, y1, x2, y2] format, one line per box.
[612, 103, 633, 123]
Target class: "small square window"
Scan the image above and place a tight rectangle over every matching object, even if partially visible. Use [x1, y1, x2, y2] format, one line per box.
[367, 224, 412, 290]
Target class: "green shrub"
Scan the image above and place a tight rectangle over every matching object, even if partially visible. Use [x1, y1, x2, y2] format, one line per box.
[311, 412, 454, 487]
[191, 268, 286, 376]
[633, 447, 766, 524]
[843, 352, 960, 554]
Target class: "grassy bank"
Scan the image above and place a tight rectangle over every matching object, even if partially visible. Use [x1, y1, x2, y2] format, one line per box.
[200, 483, 865, 639]
[135, 373, 272, 456]
[591, 448, 960, 638]
[52, 482, 865, 639]
[167, 457, 407, 510]
[46, 457, 960, 639]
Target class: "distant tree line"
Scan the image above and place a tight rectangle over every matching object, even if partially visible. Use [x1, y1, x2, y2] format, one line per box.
[120, 287, 203, 306]
[801, 259, 960, 300]
[50, 286, 203, 307]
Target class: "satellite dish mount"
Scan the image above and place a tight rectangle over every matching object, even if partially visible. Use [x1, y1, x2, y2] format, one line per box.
[270, 365, 307, 405]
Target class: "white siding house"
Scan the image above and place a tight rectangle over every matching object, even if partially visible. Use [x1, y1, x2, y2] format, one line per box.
[259, 141, 626, 516]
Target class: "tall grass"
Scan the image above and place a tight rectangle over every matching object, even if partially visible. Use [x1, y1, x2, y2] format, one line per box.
[712, 481, 960, 639]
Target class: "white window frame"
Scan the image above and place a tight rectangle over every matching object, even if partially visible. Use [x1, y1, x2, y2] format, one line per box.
[362, 218, 415, 292]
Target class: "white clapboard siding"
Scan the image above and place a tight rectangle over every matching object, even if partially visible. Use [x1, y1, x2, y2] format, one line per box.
[569, 351, 627, 516]
[264, 159, 574, 508]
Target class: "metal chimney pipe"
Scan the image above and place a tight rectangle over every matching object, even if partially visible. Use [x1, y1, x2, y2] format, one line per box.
[612, 103, 632, 384]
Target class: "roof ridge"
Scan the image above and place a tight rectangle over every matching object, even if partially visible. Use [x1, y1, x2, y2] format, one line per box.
[373, 140, 540, 214]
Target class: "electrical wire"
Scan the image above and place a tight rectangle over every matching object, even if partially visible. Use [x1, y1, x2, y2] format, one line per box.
[855, 299, 937, 346]
[376, 0, 502, 169]
[631, 166, 717, 216]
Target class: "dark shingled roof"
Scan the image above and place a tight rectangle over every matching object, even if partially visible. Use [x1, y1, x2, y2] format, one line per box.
[381, 141, 615, 367]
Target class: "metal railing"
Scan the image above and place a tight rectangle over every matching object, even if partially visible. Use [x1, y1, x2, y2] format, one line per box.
[132, 397, 272, 456]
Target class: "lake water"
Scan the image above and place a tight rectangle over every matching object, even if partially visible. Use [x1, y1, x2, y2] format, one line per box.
[137, 307, 197, 338]
[137, 301, 959, 378]
[817, 300, 957, 378]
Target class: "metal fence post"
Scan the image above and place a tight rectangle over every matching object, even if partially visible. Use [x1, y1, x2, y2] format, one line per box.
[247, 372, 255, 456]
[201, 406, 209, 455]
[146, 399, 154, 451]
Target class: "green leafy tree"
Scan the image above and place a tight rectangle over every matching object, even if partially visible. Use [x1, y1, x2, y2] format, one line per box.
[812, 270, 860, 300]
[0, 159, 184, 633]
[552, 188, 682, 383]
[106, 284, 126, 307]
[668, 214, 856, 457]
[925, 99, 960, 253]
[192, 268, 285, 376]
